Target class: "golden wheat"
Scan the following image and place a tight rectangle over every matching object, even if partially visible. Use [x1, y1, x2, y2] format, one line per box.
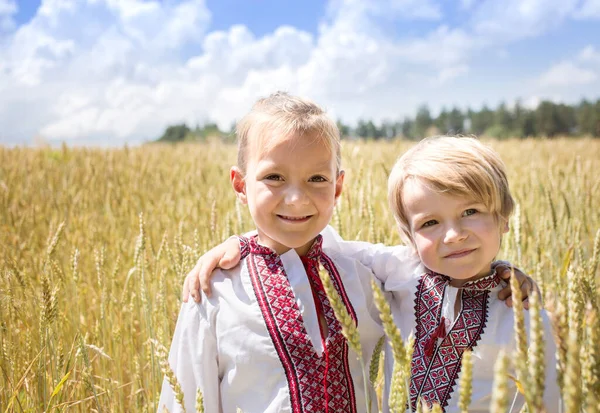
[0, 138, 598, 411]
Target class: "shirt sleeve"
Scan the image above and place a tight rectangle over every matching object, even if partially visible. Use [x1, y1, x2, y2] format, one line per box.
[320, 225, 420, 289]
[157, 301, 221, 413]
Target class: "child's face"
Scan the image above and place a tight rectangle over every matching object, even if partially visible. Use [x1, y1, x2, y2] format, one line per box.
[402, 178, 508, 286]
[231, 133, 344, 256]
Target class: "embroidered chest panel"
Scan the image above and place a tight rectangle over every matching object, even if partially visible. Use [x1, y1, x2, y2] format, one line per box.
[409, 273, 494, 411]
[241, 236, 358, 413]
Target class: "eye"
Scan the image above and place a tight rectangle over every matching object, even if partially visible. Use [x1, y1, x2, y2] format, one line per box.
[421, 219, 438, 228]
[309, 175, 328, 183]
[463, 208, 477, 217]
[264, 174, 283, 181]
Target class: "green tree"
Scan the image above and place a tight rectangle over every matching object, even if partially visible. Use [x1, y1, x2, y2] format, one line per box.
[355, 119, 368, 138]
[401, 117, 415, 139]
[381, 120, 398, 139]
[470, 105, 494, 135]
[595, 99, 600, 136]
[447, 107, 465, 134]
[535, 101, 561, 137]
[414, 104, 432, 138]
[157, 123, 190, 142]
[435, 107, 449, 133]
[493, 102, 513, 138]
[336, 119, 350, 138]
[576, 100, 598, 136]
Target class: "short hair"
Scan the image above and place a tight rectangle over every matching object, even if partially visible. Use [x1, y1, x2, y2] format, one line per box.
[236, 92, 341, 173]
[388, 136, 515, 244]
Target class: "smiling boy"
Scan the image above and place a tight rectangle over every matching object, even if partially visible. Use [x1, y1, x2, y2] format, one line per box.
[376, 136, 559, 411]
[158, 92, 384, 413]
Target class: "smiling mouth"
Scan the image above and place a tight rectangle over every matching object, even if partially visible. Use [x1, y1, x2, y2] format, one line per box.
[444, 248, 476, 258]
[277, 214, 313, 223]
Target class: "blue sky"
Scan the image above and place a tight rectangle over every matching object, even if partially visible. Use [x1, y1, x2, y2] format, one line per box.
[1, 0, 599, 145]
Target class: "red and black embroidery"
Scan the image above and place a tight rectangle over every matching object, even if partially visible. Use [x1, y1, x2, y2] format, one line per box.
[242, 235, 358, 413]
[409, 272, 500, 411]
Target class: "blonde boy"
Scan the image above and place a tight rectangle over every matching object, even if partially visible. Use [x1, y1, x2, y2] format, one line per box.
[158, 92, 384, 412]
[376, 136, 559, 411]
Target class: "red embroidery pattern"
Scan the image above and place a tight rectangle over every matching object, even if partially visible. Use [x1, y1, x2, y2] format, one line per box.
[243, 235, 358, 413]
[409, 272, 499, 411]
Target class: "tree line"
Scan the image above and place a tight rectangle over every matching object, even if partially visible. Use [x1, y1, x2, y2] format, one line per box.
[156, 98, 600, 142]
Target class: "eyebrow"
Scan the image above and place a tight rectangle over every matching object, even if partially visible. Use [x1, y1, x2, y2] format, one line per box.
[409, 212, 434, 224]
[255, 160, 335, 175]
[457, 200, 485, 208]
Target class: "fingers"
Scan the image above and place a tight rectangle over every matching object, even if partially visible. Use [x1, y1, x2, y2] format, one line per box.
[497, 267, 534, 310]
[219, 249, 242, 269]
[190, 264, 202, 302]
[495, 265, 511, 281]
[200, 253, 222, 297]
[498, 284, 511, 301]
[183, 260, 202, 302]
[190, 237, 242, 301]
[520, 276, 533, 298]
[182, 274, 190, 303]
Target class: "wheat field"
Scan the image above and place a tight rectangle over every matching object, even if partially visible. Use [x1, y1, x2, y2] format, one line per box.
[1, 138, 599, 412]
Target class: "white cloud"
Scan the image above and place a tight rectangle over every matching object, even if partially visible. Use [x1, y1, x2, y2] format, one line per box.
[460, 0, 477, 10]
[471, 0, 580, 42]
[327, 0, 442, 23]
[0, 0, 17, 31]
[538, 61, 597, 87]
[537, 45, 600, 89]
[1, 0, 600, 145]
[573, 0, 600, 18]
[578, 45, 600, 63]
[394, 26, 477, 67]
[434, 65, 470, 85]
[0, 0, 15, 13]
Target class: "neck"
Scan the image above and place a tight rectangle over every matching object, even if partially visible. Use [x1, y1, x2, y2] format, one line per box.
[448, 266, 495, 288]
[255, 233, 315, 257]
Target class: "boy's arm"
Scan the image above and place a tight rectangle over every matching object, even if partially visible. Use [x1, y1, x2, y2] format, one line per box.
[183, 226, 536, 305]
[184, 236, 242, 302]
[320, 225, 419, 289]
[158, 301, 221, 412]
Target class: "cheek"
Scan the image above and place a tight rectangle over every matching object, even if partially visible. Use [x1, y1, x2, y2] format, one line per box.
[312, 186, 337, 206]
[412, 234, 436, 259]
[251, 184, 279, 205]
[471, 219, 500, 238]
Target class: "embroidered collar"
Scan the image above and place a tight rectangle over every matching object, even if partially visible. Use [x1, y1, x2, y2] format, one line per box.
[425, 269, 502, 291]
[247, 234, 324, 260]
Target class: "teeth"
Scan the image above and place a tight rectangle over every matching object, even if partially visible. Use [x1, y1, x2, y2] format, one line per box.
[280, 215, 308, 220]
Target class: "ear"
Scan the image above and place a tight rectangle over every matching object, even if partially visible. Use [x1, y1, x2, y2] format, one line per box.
[230, 166, 247, 204]
[334, 170, 345, 201]
[501, 218, 509, 234]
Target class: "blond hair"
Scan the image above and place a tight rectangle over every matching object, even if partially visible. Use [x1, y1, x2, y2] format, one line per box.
[236, 92, 341, 173]
[388, 136, 514, 244]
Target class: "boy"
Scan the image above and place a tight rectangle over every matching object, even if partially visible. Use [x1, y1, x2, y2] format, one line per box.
[186, 137, 555, 412]
[377, 136, 559, 411]
[158, 92, 385, 412]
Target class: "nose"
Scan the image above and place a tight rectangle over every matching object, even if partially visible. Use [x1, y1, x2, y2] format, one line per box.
[284, 185, 309, 206]
[444, 223, 467, 243]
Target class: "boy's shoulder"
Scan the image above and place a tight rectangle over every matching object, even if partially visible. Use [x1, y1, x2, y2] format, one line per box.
[200, 264, 248, 302]
[321, 246, 371, 271]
